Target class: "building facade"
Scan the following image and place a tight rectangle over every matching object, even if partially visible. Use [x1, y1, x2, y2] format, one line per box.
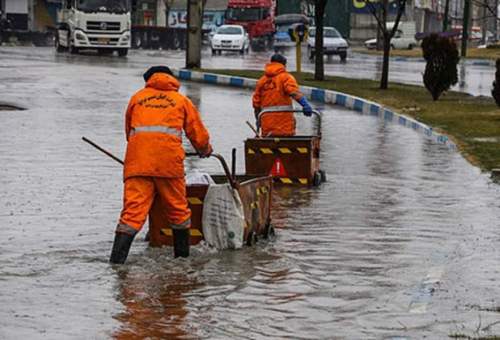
[2, 0, 31, 30]
[349, 0, 416, 41]
[132, 0, 227, 30]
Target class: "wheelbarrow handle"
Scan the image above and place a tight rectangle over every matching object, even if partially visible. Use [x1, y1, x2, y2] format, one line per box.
[185, 152, 238, 189]
[257, 107, 322, 137]
[82, 138, 238, 189]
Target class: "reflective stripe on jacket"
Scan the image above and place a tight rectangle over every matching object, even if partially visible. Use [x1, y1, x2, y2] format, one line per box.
[123, 73, 210, 179]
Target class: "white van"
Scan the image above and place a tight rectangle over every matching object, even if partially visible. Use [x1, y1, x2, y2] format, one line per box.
[364, 21, 418, 50]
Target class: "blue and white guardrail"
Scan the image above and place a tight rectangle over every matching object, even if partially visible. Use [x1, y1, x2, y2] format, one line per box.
[172, 68, 457, 151]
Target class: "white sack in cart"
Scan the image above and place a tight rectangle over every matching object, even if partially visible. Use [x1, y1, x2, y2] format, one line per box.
[186, 171, 215, 185]
[202, 184, 245, 250]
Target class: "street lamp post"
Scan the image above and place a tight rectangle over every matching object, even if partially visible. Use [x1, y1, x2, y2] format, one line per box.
[186, 0, 203, 69]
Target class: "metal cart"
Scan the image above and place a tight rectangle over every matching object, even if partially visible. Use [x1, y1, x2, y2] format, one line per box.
[245, 108, 325, 186]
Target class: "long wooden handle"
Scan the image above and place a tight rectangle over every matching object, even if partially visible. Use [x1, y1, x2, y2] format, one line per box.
[82, 136, 124, 165]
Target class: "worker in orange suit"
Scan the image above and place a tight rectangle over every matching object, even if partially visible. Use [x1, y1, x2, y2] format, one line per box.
[110, 66, 212, 264]
[252, 54, 313, 136]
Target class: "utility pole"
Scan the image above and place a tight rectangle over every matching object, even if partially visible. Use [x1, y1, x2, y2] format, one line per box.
[495, 0, 499, 41]
[185, 0, 203, 69]
[295, 38, 302, 73]
[461, 0, 471, 57]
[443, 0, 450, 32]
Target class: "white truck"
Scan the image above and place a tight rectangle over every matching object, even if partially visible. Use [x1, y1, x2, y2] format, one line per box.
[56, 0, 131, 56]
[364, 21, 418, 50]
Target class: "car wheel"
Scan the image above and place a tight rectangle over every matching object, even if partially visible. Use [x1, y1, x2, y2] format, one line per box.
[319, 170, 327, 183]
[263, 222, 275, 239]
[408, 44, 414, 50]
[55, 34, 65, 52]
[313, 171, 322, 187]
[246, 230, 257, 246]
[69, 42, 79, 54]
[309, 49, 315, 60]
[239, 47, 244, 55]
[340, 53, 347, 62]
[67, 32, 79, 54]
[173, 35, 180, 49]
[211, 48, 216, 55]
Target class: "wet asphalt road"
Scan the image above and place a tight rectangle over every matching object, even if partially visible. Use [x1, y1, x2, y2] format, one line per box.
[0, 45, 495, 97]
[1, 47, 500, 339]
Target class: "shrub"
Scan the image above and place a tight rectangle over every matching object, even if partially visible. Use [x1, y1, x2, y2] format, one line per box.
[422, 34, 460, 101]
[492, 59, 500, 107]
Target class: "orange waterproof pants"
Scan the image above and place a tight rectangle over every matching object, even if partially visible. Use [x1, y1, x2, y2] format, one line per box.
[117, 177, 191, 235]
[261, 112, 296, 137]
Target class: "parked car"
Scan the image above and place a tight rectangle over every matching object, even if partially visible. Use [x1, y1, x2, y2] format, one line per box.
[365, 21, 418, 50]
[273, 13, 310, 49]
[211, 24, 250, 55]
[449, 26, 494, 47]
[307, 26, 349, 61]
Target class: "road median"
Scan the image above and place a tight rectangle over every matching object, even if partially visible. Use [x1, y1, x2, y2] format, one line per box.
[192, 68, 499, 173]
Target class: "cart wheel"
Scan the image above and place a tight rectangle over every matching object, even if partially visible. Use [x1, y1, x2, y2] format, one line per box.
[319, 170, 327, 183]
[313, 171, 322, 187]
[264, 224, 275, 239]
[246, 230, 257, 246]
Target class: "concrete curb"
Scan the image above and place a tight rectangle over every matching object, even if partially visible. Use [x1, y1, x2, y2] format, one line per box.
[172, 69, 457, 151]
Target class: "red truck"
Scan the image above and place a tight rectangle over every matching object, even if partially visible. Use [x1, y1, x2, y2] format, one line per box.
[225, 0, 275, 50]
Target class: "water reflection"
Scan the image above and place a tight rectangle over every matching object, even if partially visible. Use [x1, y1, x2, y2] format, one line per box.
[113, 264, 202, 339]
[1, 53, 500, 339]
[459, 61, 467, 89]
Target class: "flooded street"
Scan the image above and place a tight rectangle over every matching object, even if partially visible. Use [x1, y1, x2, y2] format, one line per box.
[0, 46, 495, 97]
[1, 47, 500, 339]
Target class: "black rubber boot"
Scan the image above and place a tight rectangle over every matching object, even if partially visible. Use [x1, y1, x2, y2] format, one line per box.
[173, 229, 190, 258]
[109, 232, 135, 264]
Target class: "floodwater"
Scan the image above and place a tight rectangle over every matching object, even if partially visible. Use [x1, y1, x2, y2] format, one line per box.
[0, 46, 495, 97]
[1, 47, 500, 339]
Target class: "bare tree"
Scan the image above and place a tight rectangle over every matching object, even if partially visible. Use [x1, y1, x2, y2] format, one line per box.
[443, 0, 451, 31]
[472, 0, 499, 41]
[473, 0, 498, 18]
[363, 0, 407, 89]
[313, 0, 328, 81]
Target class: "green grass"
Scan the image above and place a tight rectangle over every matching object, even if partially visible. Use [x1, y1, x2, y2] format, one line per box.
[201, 68, 500, 171]
[351, 47, 500, 61]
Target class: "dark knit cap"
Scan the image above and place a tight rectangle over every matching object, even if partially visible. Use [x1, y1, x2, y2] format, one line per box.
[270, 54, 287, 65]
[143, 66, 173, 82]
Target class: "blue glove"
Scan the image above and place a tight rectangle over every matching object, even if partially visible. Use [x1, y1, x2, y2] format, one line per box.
[297, 96, 313, 116]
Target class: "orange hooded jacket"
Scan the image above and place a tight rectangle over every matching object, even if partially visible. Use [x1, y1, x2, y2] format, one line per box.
[252, 62, 303, 136]
[123, 73, 210, 179]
